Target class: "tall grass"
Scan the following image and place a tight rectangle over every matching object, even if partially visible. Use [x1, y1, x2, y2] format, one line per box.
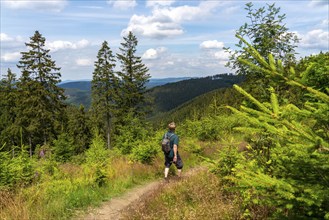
[122, 170, 242, 220]
[0, 138, 203, 220]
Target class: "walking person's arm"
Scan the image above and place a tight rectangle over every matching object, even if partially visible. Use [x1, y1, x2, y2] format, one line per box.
[173, 144, 178, 162]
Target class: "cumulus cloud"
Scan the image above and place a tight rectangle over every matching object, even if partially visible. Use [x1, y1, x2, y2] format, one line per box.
[142, 47, 167, 60]
[214, 51, 229, 60]
[299, 29, 329, 50]
[0, 33, 13, 41]
[308, 0, 329, 7]
[200, 40, 224, 49]
[76, 58, 93, 66]
[0, 33, 24, 43]
[142, 49, 158, 60]
[0, 33, 25, 50]
[46, 39, 90, 52]
[3, 0, 67, 12]
[1, 52, 21, 62]
[107, 0, 137, 10]
[122, 1, 222, 38]
[146, 0, 175, 8]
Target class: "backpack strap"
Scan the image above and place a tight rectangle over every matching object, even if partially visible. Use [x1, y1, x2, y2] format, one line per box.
[166, 132, 174, 140]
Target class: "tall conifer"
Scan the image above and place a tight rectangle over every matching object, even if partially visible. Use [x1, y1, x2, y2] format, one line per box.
[116, 31, 150, 120]
[91, 41, 117, 149]
[16, 31, 65, 152]
[0, 69, 18, 150]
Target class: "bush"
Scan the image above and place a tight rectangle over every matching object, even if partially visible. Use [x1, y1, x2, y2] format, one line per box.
[52, 133, 75, 162]
[0, 144, 36, 189]
[183, 114, 244, 141]
[130, 136, 160, 164]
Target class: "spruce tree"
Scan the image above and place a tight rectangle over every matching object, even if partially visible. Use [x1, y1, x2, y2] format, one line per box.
[15, 30, 66, 152]
[91, 41, 118, 149]
[223, 38, 329, 219]
[116, 31, 151, 120]
[66, 105, 91, 153]
[0, 68, 19, 150]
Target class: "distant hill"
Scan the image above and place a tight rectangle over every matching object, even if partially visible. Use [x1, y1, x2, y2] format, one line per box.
[147, 74, 244, 115]
[59, 77, 191, 91]
[59, 77, 191, 107]
[148, 85, 244, 127]
[58, 74, 244, 114]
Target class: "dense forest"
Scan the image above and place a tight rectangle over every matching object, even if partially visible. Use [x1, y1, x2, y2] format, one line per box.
[0, 2, 328, 219]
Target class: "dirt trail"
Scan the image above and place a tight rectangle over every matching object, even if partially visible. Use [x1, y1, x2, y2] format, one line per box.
[75, 167, 205, 220]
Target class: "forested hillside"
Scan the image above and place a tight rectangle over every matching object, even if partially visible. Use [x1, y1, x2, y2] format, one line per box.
[147, 74, 244, 115]
[148, 86, 243, 126]
[59, 77, 191, 108]
[59, 74, 243, 112]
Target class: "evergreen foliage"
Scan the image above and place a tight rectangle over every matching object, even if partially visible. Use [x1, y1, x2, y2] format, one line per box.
[225, 2, 299, 101]
[15, 31, 66, 152]
[116, 31, 151, 120]
[114, 112, 153, 156]
[0, 69, 18, 150]
[52, 133, 75, 162]
[296, 51, 329, 95]
[147, 74, 244, 115]
[0, 144, 36, 189]
[91, 41, 118, 149]
[66, 105, 91, 154]
[216, 37, 329, 219]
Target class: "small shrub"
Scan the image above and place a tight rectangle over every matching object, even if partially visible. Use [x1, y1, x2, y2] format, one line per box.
[52, 133, 75, 162]
[130, 140, 160, 164]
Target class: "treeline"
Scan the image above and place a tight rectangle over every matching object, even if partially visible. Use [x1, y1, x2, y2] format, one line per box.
[0, 31, 152, 161]
[147, 74, 244, 115]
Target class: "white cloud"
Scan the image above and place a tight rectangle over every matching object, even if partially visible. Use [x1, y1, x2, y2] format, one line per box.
[46, 39, 90, 52]
[3, 0, 67, 12]
[122, 1, 222, 39]
[1, 52, 21, 62]
[76, 58, 93, 66]
[200, 40, 224, 49]
[146, 0, 175, 8]
[0, 33, 24, 43]
[142, 49, 158, 60]
[0, 33, 13, 41]
[107, 0, 137, 10]
[308, 0, 329, 7]
[214, 50, 229, 60]
[142, 47, 167, 60]
[299, 29, 329, 50]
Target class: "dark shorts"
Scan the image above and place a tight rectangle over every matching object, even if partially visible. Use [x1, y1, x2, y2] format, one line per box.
[164, 152, 183, 169]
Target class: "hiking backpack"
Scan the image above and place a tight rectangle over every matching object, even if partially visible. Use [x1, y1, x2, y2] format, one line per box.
[161, 133, 174, 154]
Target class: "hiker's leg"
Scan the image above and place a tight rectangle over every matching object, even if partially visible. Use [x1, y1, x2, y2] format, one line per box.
[177, 169, 182, 177]
[175, 153, 183, 177]
[164, 155, 172, 178]
[164, 167, 170, 178]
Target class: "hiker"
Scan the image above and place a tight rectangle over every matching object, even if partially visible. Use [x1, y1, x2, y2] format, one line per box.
[163, 122, 183, 181]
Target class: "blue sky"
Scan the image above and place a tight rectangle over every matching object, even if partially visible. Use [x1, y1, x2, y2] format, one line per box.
[1, 0, 328, 81]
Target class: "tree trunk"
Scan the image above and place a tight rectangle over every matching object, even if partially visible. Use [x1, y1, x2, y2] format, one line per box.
[29, 136, 32, 157]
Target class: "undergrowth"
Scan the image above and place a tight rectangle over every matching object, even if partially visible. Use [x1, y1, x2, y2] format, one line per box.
[122, 170, 242, 220]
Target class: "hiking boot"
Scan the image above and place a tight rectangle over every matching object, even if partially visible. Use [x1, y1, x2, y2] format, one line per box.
[164, 177, 169, 183]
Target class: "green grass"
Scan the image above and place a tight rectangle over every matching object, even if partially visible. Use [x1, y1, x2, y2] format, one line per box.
[121, 170, 242, 220]
[0, 141, 204, 220]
